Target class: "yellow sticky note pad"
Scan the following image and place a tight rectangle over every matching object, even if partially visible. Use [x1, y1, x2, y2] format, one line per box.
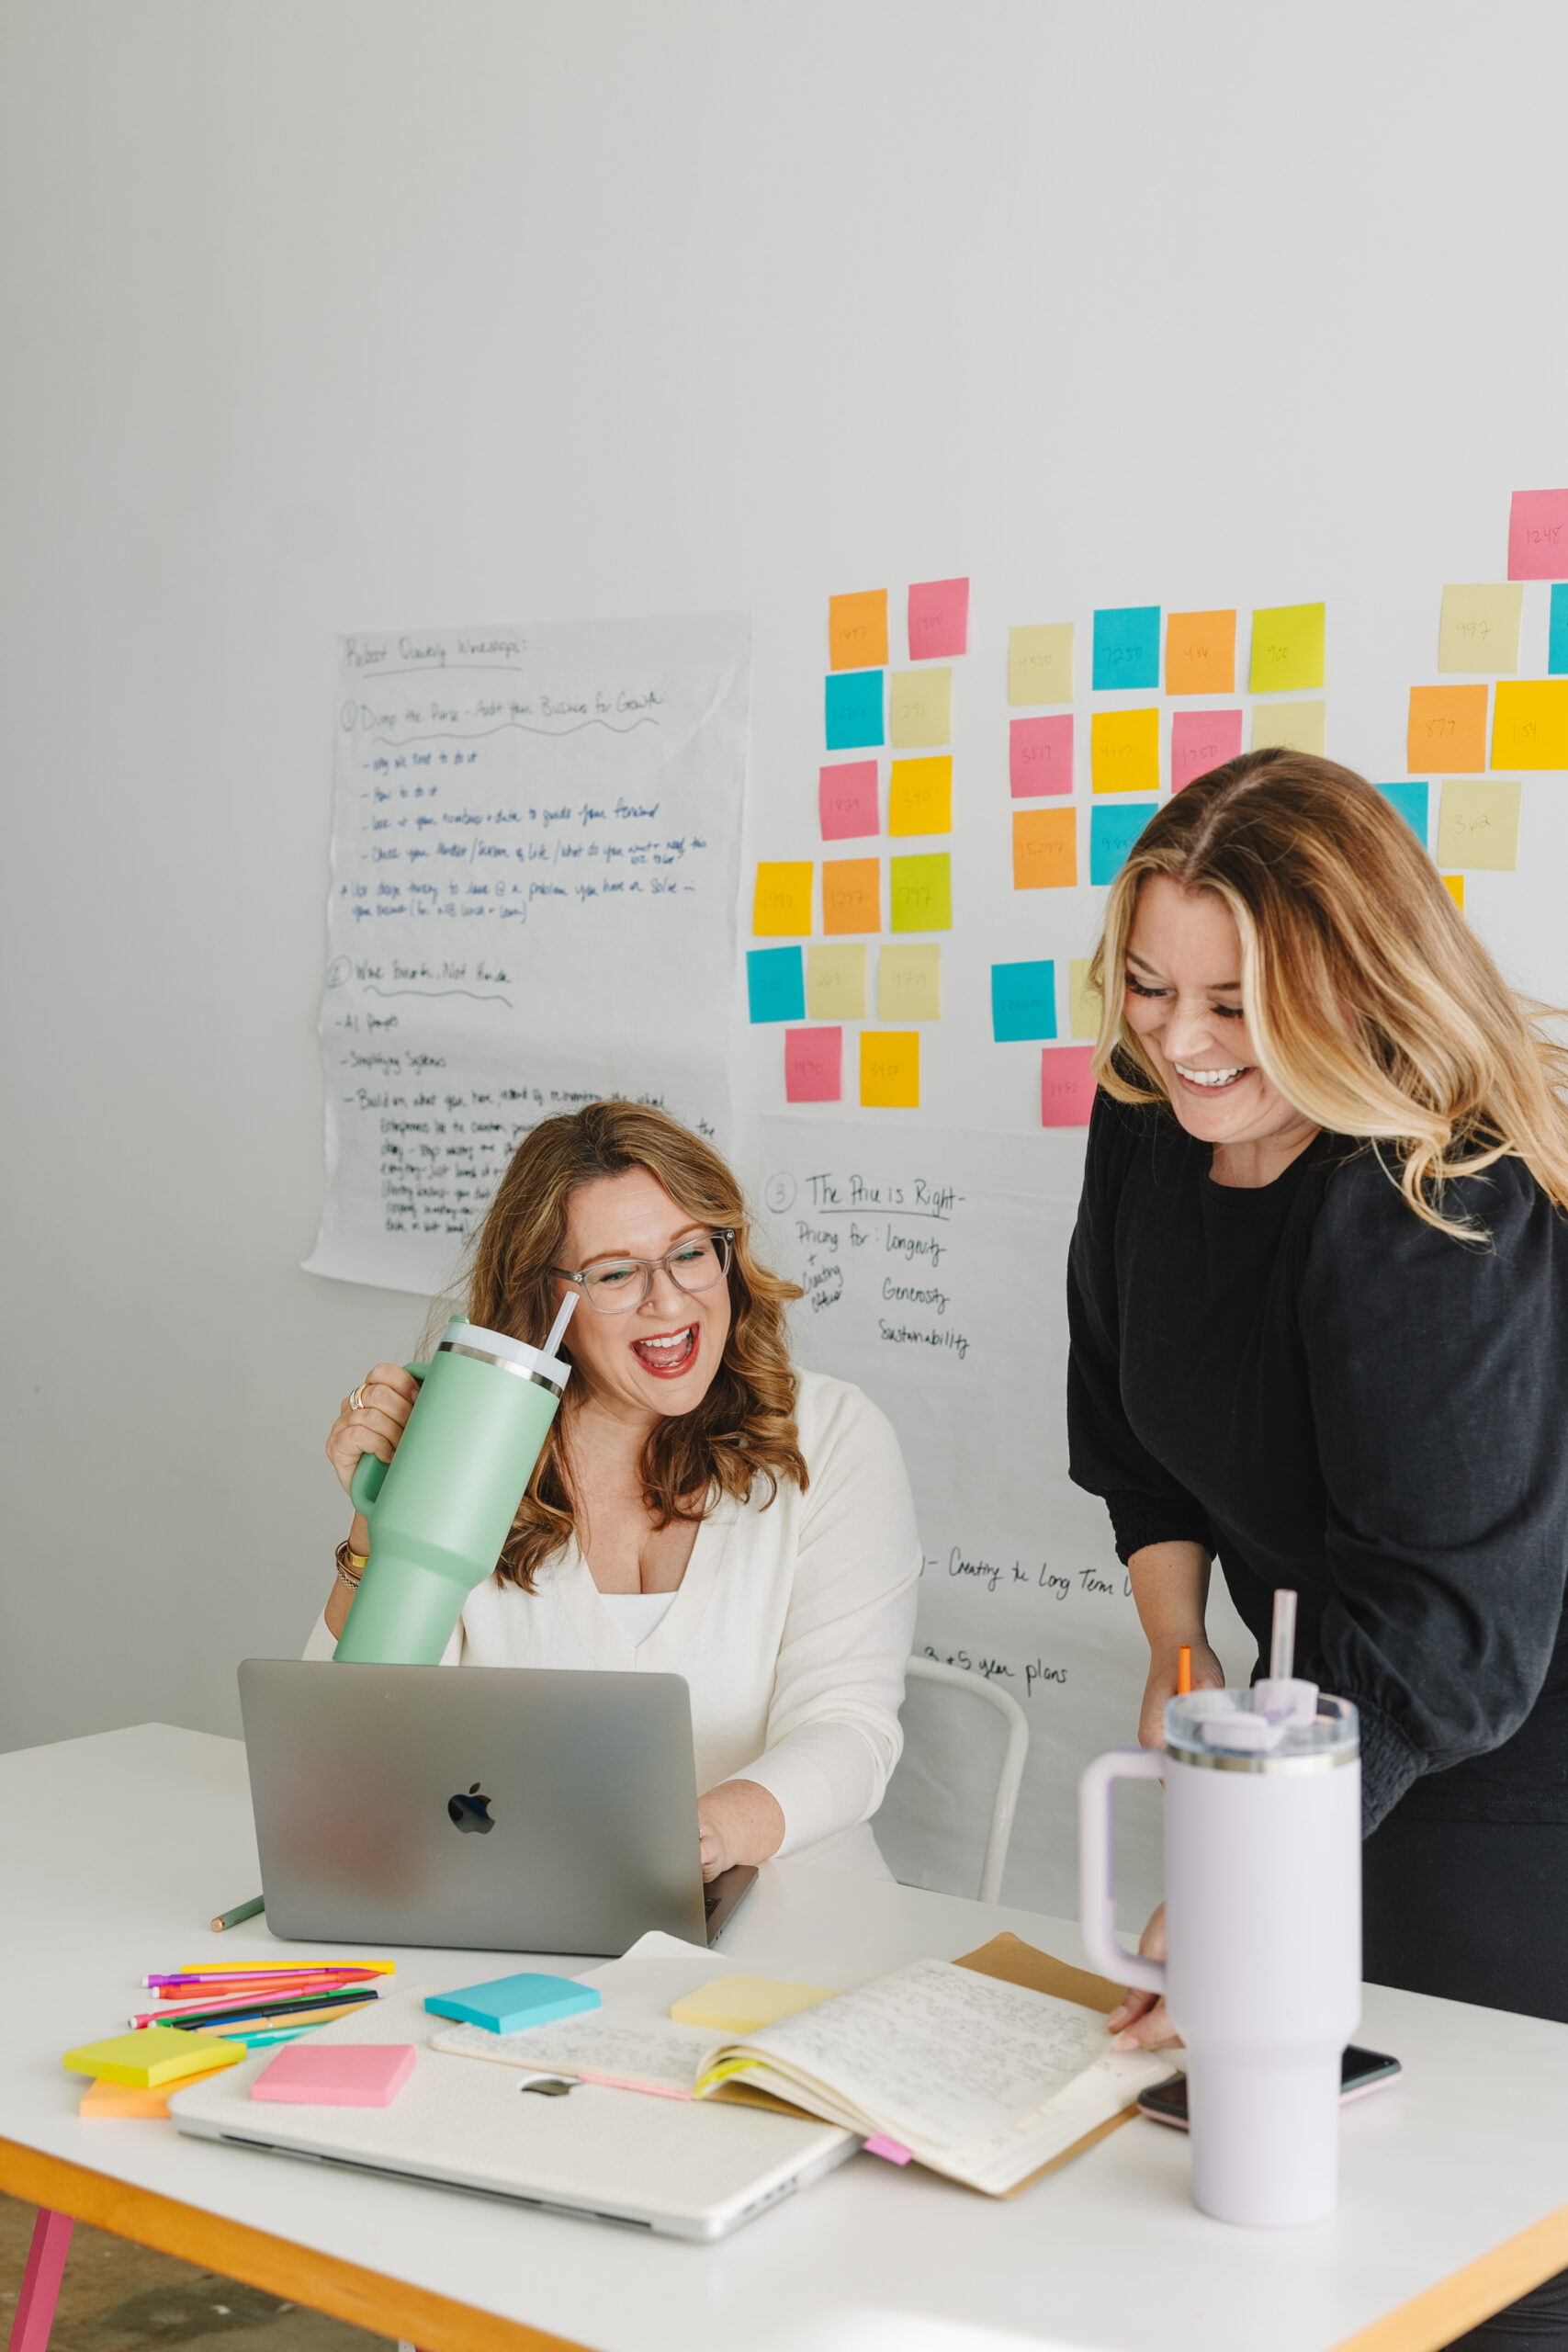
[63, 2030, 243, 2089]
[1249, 603, 1325, 694]
[877, 944, 942, 1021]
[1438, 584, 1523, 675]
[671, 1976, 835, 2033]
[888, 755, 953, 836]
[889, 853, 952, 932]
[889, 668, 953, 749]
[1069, 959, 1103, 1040]
[752, 862, 813, 936]
[1091, 707, 1159, 794]
[1438, 779, 1521, 871]
[1009, 624, 1074, 707]
[1493, 680, 1568, 770]
[807, 943, 866, 1021]
[1251, 701, 1325, 756]
[860, 1031, 920, 1109]
[829, 589, 888, 673]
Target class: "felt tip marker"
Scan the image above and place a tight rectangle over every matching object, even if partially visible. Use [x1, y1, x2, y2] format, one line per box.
[1177, 1645, 1192, 1696]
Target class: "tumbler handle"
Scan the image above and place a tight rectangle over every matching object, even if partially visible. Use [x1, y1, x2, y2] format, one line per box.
[1078, 1747, 1166, 1995]
[347, 1360, 430, 1518]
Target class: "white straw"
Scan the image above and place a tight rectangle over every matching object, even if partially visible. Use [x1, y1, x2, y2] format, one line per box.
[1269, 1589, 1298, 1682]
[545, 1291, 579, 1357]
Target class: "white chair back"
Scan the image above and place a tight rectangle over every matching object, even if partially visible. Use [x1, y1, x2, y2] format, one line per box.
[881, 1656, 1030, 1906]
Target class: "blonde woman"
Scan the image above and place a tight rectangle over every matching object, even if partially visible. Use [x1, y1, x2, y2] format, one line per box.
[316, 1103, 921, 1882]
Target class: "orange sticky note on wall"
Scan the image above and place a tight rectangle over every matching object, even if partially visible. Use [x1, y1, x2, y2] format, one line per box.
[829, 590, 888, 673]
[1012, 808, 1077, 889]
[1406, 685, 1487, 775]
[861, 1031, 919, 1108]
[1091, 708, 1160, 794]
[822, 858, 881, 934]
[1165, 610, 1236, 695]
[753, 863, 813, 936]
[1492, 680, 1568, 770]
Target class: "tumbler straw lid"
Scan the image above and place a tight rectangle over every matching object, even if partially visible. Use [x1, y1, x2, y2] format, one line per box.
[436, 1308, 575, 1394]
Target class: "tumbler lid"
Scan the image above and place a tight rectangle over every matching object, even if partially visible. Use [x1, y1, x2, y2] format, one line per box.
[435, 1317, 573, 1396]
[1164, 1688, 1359, 1774]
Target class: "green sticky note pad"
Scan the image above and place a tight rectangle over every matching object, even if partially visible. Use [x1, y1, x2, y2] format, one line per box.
[62, 2029, 243, 2088]
[889, 853, 952, 933]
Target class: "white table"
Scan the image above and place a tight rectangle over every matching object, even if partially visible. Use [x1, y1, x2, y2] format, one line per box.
[5, 1724, 1568, 2352]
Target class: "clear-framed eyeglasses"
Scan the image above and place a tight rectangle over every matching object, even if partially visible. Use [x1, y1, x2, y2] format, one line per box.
[553, 1229, 735, 1315]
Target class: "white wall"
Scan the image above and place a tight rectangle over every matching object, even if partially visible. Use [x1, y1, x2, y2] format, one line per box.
[5, 0, 1568, 1756]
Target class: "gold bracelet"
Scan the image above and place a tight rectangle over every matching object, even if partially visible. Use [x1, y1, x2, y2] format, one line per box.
[334, 1537, 369, 1589]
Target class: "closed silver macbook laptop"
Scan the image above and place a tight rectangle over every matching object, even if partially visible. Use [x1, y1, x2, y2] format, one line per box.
[238, 1659, 755, 1956]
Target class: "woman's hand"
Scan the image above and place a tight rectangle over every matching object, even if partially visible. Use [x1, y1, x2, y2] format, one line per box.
[696, 1779, 785, 1882]
[1138, 1635, 1225, 1748]
[326, 1364, 419, 1505]
[1104, 1905, 1183, 2050]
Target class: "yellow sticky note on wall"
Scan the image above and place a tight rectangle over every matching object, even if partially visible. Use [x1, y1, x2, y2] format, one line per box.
[1438, 584, 1522, 675]
[829, 590, 887, 673]
[1492, 680, 1568, 770]
[1442, 874, 1465, 910]
[877, 944, 942, 1021]
[671, 1976, 834, 2033]
[1069, 959, 1103, 1040]
[1251, 701, 1325, 756]
[889, 853, 952, 931]
[889, 668, 953, 749]
[1009, 624, 1074, 707]
[860, 1031, 920, 1109]
[1091, 707, 1159, 794]
[807, 944, 865, 1022]
[752, 862, 813, 936]
[1438, 779, 1521, 871]
[888, 755, 953, 835]
[1249, 603, 1325, 694]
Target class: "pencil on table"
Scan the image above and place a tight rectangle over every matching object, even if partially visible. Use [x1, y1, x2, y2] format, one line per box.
[211, 1896, 265, 1932]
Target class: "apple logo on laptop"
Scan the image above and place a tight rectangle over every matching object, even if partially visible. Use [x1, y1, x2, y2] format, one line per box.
[447, 1781, 494, 1834]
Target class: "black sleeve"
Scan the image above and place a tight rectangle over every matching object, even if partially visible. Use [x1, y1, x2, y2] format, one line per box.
[1300, 1151, 1568, 1831]
[1066, 1092, 1215, 1565]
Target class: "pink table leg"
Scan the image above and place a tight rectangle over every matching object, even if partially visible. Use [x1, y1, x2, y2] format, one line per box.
[8, 2209, 73, 2352]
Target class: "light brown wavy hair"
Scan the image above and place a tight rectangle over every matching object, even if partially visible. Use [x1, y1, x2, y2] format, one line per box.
[446, 1102, 807, 1591]
[1088, 748, 1568, 1238]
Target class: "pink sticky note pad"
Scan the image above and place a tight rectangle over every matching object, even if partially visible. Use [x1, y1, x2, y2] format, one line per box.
[1171, 707, 1244, 793]
[1010, 713, 1073, 797]
[863, 2132, 913, 2165]
[251, 2043, 415, 2107]
[908, 577, 969, 661]
[785, 1026, 842, 1103]
[1041, 1046, 1097, 1127]
[819, 761, 879, 841]
[1508, 489, 1568, 581]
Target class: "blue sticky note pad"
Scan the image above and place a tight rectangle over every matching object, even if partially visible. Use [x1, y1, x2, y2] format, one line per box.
[1092, 606, 1161, 692]
[1551, 585, 1568, 679]
[991, 960, 1057, 1043]
[825, 670, 885, 750]
[748, 944, 806, 1023]
[424, 1973, 601, 2034]
[1089, 800, 1158, 887]
[1372, 780, 1429, 843]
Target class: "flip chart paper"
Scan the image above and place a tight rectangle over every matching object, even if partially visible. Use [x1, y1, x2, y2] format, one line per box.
[785, 1027, 842, 1103]
[1443, 874, 1465, 910]
[306, 615, 747, 1297]
[1551, 585, 1568, 678]
[908, 578, 969, 661]
[878, 944, 942, 1021]
[825, 670, 885, 750]
[1493, 680, 1568, 769]
[1438, 778, 1521, 870]
[807, 943, 866, 1021]
[1171, 707, 1244, 792]
[1068, 959, 1103, 1040]
[1012, 808, 1077, 890]
[1090, 800, 1157, 886]
[1092, 606, 1160, 692]
[819, 761, 879, 841]
[890, 669, 953, 750]
[1041, 1046, 1097, 1127]
[1438, 584, 1523, 674]
[829, 590, 888, 672]
[1091, 707, 1159, 794]
[823, 858, 881, 934]
[1010, 715, 1073, 797]
[1251, 700, 1325, 756]
[1008, 624, 1074, 707]
[889, 854, 953, 932]
[1248, 602, 1325, 694]
[748, 946, 807, 1023]
[1372, 780, 1430, 842]
[991, 961, 1056, 1043]
[888, 756, 953, 836]
[1165, 610, 1236, 695]
[753, 862, 814, 935]
[1507, 489, 1568, 581]
[860, 1032, 919, 1108]
[1407, 684, 1487, 774]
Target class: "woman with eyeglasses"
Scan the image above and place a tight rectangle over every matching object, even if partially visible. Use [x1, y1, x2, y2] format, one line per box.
[314, 1102, 921, 1882]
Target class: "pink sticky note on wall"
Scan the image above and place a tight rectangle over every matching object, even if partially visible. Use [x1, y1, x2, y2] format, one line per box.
[908, 578, 969, 661]
[1171, 707, 1244, 793]
[1010, 713, 1074, 797]
[785, 1027, 842, 1102]
[251, 2043, 416, 2107]
[819, 762, 879, 841]
[1041, 1046, 1097, 1127]
[1508, 490, 1568, 581]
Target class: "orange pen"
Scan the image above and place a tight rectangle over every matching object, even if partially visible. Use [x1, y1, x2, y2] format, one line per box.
[1177, 1645, 1192, 1695]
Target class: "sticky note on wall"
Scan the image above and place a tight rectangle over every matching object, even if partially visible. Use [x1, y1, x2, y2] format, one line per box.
[908, 578, 968, 660]
[1406, 685, 1488, 774]
[1438, 584, 1522, 674]
[818, 761, 879, 841]
[1091, 707, 1159, 794]
[1438, 778, 1521, 870]
[753, 863, 812, 935]
[1249, 603, 1325, 694]
[889, 669, 953, 749]
[1372, 780, 1430, 843]
[1551, 586, 1568, 678]
[1010, 714, 1073, 796]
[823, 858, 881, 934]
[1012, 808, 1077, 889]
[888, 756, 953, 835]
[991, 960, 1056, 1043]
[861, 1031, 919, 1108]
[1166, 610, 1236, 695]
[889, 854, 952, 931]
[747, 946, 806, 1023]
[1493, 680, 1568, 769]
[1068, 959, 1103, 1040]
[1171, 708, 1244, 792]
[1251, 702, 1325, 756]
[1507, 489, 1568, 581]
[807, 944, 866, 1021]
[1008, 624, 1074, 706]
[878, 944, 942, 1020]
[825, 671, 885, 751]
[1089, 800, 1157, 886]
[829, 590, 888, 672]
[1041, 1046, 1097, 1127]
[784, 1028, 841, 1103]
[1092, 606, 1160, 692]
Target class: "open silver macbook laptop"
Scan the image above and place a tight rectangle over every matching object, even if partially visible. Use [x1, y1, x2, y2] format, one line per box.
[238, 1659, 756, 1955]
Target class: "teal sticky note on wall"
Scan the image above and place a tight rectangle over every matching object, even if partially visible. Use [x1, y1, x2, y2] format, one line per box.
[1089, 800, 1158, 886]
[825, 670, 886, 751]
[991, 961, 1057, 1043]
[1373, 780, 1430, 843]
[1551, 585, 1568, 678]
[747, 945, 806, 1023]
[1092, 606, 1161, 692]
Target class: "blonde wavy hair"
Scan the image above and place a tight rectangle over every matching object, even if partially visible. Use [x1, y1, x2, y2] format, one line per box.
[441, 1102, 806, 1592]
[1089, 749, 1568, 1238]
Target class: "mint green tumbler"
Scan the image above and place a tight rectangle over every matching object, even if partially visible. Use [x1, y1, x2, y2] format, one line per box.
[334, 1303, 576, 1665]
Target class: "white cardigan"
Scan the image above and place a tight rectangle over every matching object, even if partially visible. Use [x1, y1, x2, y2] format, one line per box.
[307, 1370, 923, 1873]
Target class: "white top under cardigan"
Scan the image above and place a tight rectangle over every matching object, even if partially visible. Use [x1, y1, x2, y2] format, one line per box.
[307, 1370, 923, 1875]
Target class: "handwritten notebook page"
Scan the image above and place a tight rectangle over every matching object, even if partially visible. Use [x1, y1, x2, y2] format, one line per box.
[430, 2016, 722, 2097]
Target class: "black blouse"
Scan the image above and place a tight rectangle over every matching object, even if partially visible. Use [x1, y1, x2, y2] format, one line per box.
[1066, 1091, 1568, 1832]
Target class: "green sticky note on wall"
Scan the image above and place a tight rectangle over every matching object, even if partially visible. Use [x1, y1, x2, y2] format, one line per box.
[889, 854, 952, 933]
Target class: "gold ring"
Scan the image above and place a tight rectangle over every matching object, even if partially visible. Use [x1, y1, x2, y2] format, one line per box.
[349, 1383, 368, 1411]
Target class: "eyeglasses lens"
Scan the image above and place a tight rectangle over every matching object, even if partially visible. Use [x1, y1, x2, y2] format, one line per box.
[581, 1235, 731, 1313]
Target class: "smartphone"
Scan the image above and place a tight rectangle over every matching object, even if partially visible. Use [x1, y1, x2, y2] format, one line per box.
[1137, 2045, 1402, 2129]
